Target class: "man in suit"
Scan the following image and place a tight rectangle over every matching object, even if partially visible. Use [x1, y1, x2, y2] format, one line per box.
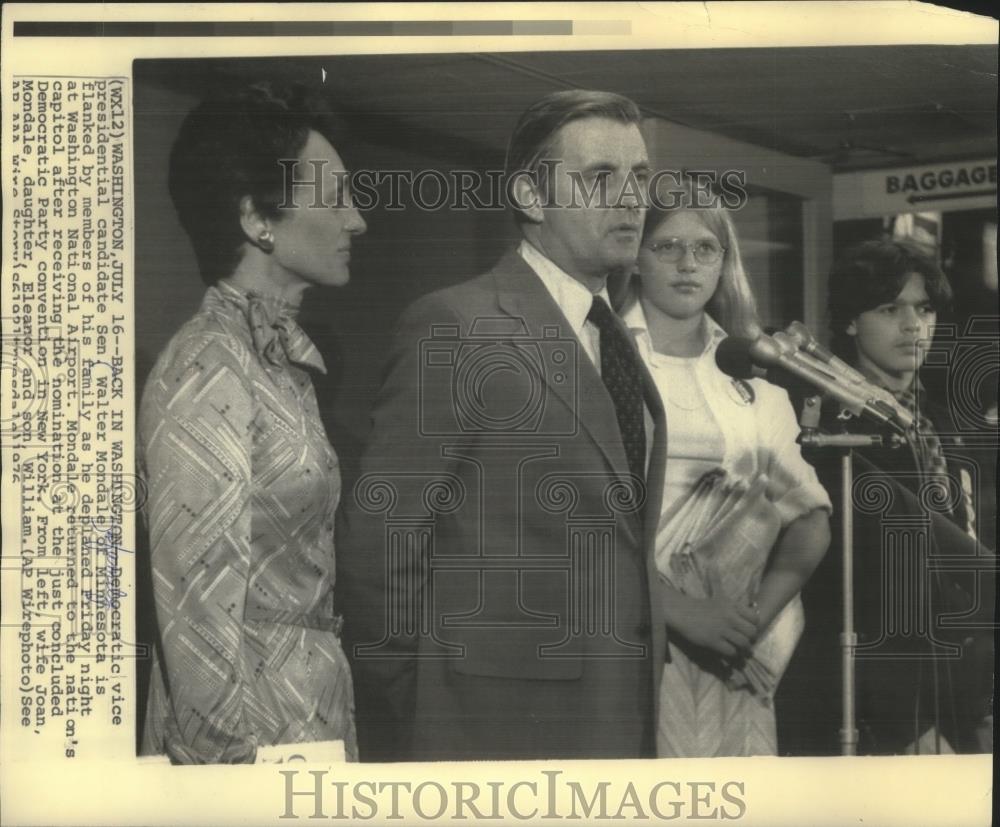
[337, 90, 668, 761]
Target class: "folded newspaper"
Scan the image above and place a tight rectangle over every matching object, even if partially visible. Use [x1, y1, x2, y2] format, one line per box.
[656, 469, 804, 699]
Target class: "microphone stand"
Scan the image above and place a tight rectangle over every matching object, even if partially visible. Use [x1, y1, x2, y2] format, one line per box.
[797, 395, 886, 756]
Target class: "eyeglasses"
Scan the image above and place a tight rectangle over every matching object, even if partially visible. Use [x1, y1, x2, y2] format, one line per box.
[645, 238, 726, 265]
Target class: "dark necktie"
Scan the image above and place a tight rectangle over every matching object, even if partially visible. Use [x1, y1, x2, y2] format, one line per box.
[893, 388, 976, 540]
[587, 296, 647, 484]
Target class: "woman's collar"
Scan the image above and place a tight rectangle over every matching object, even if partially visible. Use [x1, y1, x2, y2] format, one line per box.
[622, 300, 725, 357]
[210, 280, 325, 373]
[215, 279, 300, 321]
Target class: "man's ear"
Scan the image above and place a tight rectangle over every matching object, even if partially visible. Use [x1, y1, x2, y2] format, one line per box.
[239, 195, 273, 250]
[846, 320, 857, 336]
[510, 173, 544, 224]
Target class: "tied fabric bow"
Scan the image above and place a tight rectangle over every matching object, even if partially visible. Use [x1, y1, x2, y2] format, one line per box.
[247, 294, 327, 374]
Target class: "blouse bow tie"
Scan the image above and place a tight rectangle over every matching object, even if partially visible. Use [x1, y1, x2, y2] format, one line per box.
[247, 294, 327, 374]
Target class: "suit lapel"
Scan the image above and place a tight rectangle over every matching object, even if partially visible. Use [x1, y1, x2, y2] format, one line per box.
[641, 362, 669, 704]
[639, 359, 666, 549]
[491, 250, 671, 710]
[491, 251, 631, 480]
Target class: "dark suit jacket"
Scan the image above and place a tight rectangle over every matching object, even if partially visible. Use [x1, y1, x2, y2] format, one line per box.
[336, 250, 669, 761]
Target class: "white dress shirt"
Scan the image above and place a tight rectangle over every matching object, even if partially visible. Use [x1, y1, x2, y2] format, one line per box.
[519, 240, 656, 475]
[518, 240, 609, 372]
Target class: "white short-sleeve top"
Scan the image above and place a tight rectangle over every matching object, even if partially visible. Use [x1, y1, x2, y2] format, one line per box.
[621, 301, 833, 532]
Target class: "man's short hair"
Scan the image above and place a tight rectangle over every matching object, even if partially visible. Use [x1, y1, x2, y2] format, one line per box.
[504, 89, 643, 222]
[828, 238, 953, 358]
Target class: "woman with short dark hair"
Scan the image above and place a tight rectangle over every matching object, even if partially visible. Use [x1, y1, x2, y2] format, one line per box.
[139, 82, 366, 763]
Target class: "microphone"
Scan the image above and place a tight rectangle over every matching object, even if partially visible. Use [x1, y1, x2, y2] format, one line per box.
[783, 321, 870, 386]
[718, 334, 816, 401]
[715, 335, 909, 434]
[781, 321, 912, 423]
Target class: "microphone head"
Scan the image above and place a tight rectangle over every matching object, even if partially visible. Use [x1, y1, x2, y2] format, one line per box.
[748, 334, 784, 366]
[715, 337, 757, 379]
[771, 331, 801, 357]
[716, 334, 818, 404]
[784, 321, 812, 348]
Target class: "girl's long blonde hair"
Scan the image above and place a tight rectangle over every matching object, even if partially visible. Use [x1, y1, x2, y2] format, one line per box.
[614, 183, 761, 339]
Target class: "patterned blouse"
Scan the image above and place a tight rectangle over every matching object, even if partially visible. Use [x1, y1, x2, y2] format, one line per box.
[139, 281, 356, 763]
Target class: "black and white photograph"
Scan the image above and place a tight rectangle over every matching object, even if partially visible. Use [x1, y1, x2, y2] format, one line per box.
[2, 3, 998, 825]
[131, 45, 998, 764]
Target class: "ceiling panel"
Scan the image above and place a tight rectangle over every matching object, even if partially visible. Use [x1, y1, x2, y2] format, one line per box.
[135, 45, 998, 171]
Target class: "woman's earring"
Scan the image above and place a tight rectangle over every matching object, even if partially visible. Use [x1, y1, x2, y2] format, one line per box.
[257, 230, 275, 252]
